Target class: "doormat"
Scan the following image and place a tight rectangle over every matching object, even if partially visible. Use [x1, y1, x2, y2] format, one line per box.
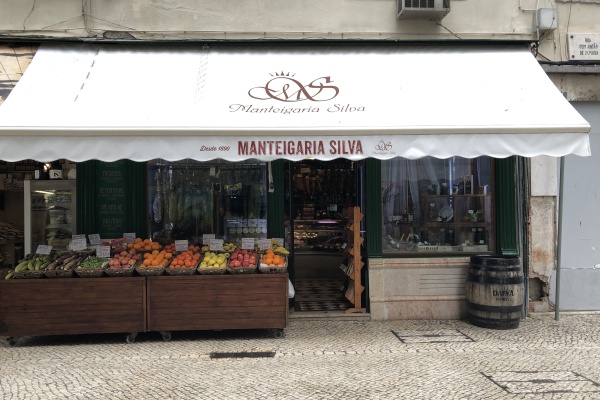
[294, 279, 353, 312]
[294, 300, 352, 312]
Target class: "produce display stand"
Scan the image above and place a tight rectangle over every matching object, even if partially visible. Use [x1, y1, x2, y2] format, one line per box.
[0, 277, 146, 345]
[147, 274, 288, 339]
[0, 273, 288, 345]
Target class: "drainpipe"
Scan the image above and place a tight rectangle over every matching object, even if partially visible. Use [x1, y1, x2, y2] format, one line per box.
[555, 156, 564, 321]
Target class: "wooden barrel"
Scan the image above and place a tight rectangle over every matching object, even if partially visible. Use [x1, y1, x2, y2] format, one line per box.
[466, 255, 524, 330]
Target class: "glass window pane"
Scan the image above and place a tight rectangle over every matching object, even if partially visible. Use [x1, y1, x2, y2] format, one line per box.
[147, 159, 267, 244]
[381, 157, 494, 254]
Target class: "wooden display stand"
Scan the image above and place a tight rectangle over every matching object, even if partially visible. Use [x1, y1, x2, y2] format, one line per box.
[343, 206, 366, 313]
[0, 274, 288, 343]
[146, 274, 288, 338]
[0, 277, 146, 343]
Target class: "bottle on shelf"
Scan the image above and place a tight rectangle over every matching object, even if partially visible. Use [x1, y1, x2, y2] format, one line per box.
[465, 176, 472, 195]
[458, 178, 465, 195]
[428, 202, 437, 222]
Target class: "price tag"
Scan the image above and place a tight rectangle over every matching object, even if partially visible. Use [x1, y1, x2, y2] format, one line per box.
[72, 234, 86, 240]
[36, 245, 53, 255]
[96, 246, 111, 258]
[202, 234, 215, 244]
[241, 238, 255, 250]
[123, 233, 136, 243]
[71, 238, 87, 251]
[248, 218, 258, 227]
[208, 239, 223, 251]
[341, 243, 348, 250]
[259, 219, 267, 228]
[175, 240, 189, 252]
[88, 234, 101, 246]
[257, 239, 271, 251]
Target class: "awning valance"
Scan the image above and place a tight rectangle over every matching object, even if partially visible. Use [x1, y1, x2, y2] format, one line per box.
[0, 43, 590, 162]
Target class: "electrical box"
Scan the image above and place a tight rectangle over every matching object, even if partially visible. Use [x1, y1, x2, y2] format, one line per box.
[537, 8, 558, 31]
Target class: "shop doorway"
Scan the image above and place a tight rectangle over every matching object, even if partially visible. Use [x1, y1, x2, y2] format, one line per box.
[284, 159, 362, 313]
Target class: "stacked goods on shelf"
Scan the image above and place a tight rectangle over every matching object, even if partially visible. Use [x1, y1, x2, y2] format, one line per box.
[102, 238, 129, 256]
[105, 249, 141, 277]
[259, 248, 287, 274]
[166, 244, 201, 275]
[6, 252, 59, 279]
[136, 247, 172, 276]
[75, 256, 109, 278]
[226, 248, 257, 274]
[198, 251, 227, 274]
[0, 222, 24, 240]
[128, 237, 162, 252]
[43, 251, 90, 278]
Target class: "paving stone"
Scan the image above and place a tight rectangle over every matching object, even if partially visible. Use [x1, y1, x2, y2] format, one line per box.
[1, 313, 600, 399]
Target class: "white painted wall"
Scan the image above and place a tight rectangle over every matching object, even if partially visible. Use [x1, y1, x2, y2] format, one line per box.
[0, 0, 588, 45]
[550, 102, 600, 310]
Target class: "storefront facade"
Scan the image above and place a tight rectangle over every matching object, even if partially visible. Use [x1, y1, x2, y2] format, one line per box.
[1, 0, 598, 321]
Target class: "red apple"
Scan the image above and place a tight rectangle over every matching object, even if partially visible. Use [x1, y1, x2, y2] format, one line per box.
[242, 261, 249, 267]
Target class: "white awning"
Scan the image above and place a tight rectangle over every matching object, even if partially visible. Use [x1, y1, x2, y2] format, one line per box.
[0, 43, 590, 162]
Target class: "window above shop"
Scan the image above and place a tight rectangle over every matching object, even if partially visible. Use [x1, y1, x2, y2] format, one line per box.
[381, 156, 495, 254]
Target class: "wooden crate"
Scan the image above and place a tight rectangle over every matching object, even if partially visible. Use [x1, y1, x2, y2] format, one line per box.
[146, 274, 288, 332]
[0, 277, 146, 337]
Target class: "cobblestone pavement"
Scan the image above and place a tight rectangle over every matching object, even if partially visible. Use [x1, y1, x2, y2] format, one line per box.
[2, 312, 600, 400]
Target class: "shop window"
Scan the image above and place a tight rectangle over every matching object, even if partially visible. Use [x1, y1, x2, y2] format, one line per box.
[147, 159, 267, 244]
[381, 156, 495, 254]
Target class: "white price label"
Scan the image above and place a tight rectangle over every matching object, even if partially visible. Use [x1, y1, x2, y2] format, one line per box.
[175, 240, 189, 252]
[96, 246, 111, 258]
[72, 234, 86, 240]
[248, 219, 258, 227]
[88, 234, 101, 246]
[208, 239, 223, 251]
[71, 238, 87, 251]
[257, 239, 272, 251]
[259, 219, 267, 228]
[341, 243, 348, 250]
[123, 233, 136, 243]
[36, 245, 53, 255]
[202, 234, 215, 244]
[241, 238, 255, 250]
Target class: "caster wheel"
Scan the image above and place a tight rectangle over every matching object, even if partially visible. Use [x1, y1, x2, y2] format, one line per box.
[271, 329, 284, 339]
[161, 332, 172, 341]
[126, 333, 138, 344]
[5, 337, 17, 347]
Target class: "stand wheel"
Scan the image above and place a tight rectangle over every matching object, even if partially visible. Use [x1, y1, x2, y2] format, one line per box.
[4, 337, 17, 347]
[125, 332, 138, 344]
[160, 331, 172, 341]
[271, 329, 284, 339]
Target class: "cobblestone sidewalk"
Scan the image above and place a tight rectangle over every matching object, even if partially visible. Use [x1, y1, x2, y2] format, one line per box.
[2, 313, 600, 399]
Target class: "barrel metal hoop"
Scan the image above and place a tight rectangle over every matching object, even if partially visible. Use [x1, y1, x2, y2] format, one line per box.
[466, 301, 523, 313]
[468, 265, 522, 272]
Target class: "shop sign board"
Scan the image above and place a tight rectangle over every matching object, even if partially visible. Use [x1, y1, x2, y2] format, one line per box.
[568, 34, 600, 60]
[96, 246, 110, 258]
[88, 234, 101, 246]
[175, 240, 188, 252]
[36, 245, 52, 255]
[241, 238, 255, 250]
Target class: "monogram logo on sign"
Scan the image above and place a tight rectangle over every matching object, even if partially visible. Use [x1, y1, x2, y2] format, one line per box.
[248, 72, 340, 102]
[375, 141, 392, 151]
